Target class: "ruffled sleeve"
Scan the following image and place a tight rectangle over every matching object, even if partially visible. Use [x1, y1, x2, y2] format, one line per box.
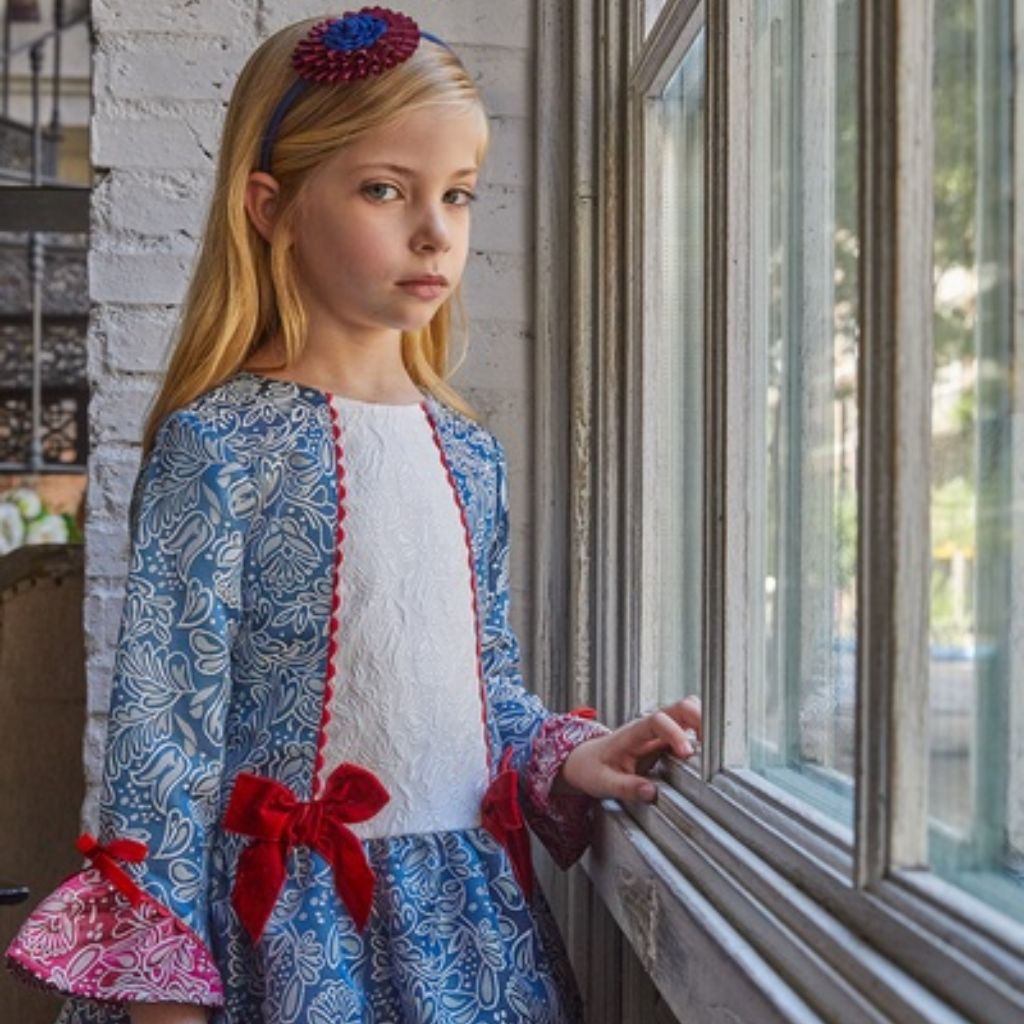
[6, 863, 222, 1006]
[4, 409, 255, 1010]
[480, 436, 610, 869]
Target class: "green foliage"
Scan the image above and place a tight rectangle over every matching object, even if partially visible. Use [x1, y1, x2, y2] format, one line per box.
[62, 512, 83, 544]
[834, 486, 858, 594]
[933, 3, 978, 365]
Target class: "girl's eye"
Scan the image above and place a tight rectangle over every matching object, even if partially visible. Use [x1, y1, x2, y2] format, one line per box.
[360, 183, 478, 206]
[446, 188, 478, 207]
[362, 182, 400, 202]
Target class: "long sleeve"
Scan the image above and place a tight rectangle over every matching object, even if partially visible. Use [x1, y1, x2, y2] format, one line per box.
[5, 409, 254, 1009]
[480, 436, 609, 869]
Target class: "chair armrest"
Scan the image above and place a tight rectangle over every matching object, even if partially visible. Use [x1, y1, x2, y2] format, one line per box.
[0, 881, 29, 906]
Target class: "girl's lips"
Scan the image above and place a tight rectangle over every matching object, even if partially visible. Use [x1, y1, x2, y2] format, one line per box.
[398, 281, 446, 300]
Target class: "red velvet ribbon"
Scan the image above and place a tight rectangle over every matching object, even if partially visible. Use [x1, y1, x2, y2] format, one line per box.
[76, 833, 148, 907]
[223, 763, 389, 943]
[480, 747, 535, 901]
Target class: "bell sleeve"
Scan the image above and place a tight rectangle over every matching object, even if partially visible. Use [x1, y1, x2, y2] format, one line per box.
[481, 435, 610, 870]
[5, 409, 255, 1011]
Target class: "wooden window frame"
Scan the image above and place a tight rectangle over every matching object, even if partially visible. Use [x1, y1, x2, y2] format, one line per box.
[533, 0, 1024, 1020]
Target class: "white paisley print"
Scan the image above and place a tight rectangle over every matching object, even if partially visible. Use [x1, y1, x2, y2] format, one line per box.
[4, 371, 610, 1023]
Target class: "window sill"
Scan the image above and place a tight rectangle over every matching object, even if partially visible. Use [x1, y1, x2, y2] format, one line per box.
[573, 779, 1024, 1023]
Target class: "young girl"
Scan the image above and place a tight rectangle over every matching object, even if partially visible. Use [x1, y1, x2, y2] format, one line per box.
[6, 9, 701, 1023]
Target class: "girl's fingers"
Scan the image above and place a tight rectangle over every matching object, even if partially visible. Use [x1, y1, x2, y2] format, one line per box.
[633, 735, 667, 756]
[598, 765, 657, 803]
[634, 778, 658, 802]
[621, 697, 701, 744]
[607, 716, 694, 779]
[599, 728, 702, 802]
[672, 695, 703, 739]
[635, 750, 663, 776]
[633, 736, 695, 772]
[632, 709, 694, 759]
[597, 704, 702, 805]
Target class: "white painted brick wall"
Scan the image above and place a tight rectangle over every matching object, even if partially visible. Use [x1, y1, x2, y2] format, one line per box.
[85, 1, 536, 826]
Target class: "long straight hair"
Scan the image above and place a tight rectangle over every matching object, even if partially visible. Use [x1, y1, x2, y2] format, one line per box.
[141, 19, 489, 456]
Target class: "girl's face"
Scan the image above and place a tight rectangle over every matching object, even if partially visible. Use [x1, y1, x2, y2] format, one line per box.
[288, 103, 487, 340]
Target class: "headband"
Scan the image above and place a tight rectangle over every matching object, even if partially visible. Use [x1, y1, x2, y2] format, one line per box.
[259, 7, 454, 174]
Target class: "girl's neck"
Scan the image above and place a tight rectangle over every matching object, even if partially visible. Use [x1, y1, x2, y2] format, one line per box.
[242, 336, 422, 405]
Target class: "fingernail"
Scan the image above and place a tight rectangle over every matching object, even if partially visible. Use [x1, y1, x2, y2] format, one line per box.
[641, 784, 656, 801]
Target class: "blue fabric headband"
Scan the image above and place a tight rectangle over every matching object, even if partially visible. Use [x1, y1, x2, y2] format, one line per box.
[258, 7, 453, 174]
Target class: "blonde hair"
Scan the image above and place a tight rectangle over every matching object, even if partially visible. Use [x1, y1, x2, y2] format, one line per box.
[141, 18, 489, 455]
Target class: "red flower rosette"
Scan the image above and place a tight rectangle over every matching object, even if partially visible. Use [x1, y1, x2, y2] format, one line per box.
[292, 7, 422, 84]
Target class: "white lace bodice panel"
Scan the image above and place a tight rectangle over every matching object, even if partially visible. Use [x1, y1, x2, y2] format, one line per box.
[317, 393, 490, 839]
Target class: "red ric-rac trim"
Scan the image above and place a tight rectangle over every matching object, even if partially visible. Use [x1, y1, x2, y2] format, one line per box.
[422, 402, 494, 777]
[314, 396, 347, 797]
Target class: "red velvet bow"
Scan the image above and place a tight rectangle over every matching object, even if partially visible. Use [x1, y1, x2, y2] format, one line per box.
[223, 763, 389, 943]
[76, 833, 148, 907]
[480, 748, 534, 901]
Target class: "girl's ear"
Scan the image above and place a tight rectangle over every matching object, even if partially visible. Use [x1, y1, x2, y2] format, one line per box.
[244, 172, 281, 243]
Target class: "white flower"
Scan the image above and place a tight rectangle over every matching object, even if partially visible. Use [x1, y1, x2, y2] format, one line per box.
[0, 503, 25, 554]
[26, 513, 69, 544]
[3, 486, 43, 520]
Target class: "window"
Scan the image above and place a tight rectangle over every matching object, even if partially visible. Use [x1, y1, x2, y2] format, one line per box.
[552, 1, 1024, 1020]
[644, 0, 670, 38]
[643, 24, 705, 710]
[747, 0, 859, 826]
[929, 0, 1023, 919]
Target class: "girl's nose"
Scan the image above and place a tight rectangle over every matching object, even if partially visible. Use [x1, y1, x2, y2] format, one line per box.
[411, 205, 452, 253]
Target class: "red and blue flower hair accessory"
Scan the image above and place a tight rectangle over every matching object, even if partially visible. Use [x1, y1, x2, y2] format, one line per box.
[259, 7, 453, 173]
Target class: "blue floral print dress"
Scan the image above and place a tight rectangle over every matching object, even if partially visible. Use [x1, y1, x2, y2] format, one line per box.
[5, 371, 609, 1023]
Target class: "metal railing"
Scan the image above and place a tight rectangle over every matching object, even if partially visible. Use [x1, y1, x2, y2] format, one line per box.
[0, 1, 90, 473]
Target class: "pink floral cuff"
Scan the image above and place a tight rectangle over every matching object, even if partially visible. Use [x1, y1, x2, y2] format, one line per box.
[5, 865, 224, 1007]
[523, 711, 611, 868]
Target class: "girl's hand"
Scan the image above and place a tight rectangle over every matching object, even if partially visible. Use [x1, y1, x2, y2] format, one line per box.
[553, 696, 702, 803]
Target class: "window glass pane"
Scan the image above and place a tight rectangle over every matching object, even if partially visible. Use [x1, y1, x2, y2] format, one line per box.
[748, 0, 859, 826]
[929, 0, 1023, 919]
[645, 1, 669, 38]
[647, 29, 705, 707]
